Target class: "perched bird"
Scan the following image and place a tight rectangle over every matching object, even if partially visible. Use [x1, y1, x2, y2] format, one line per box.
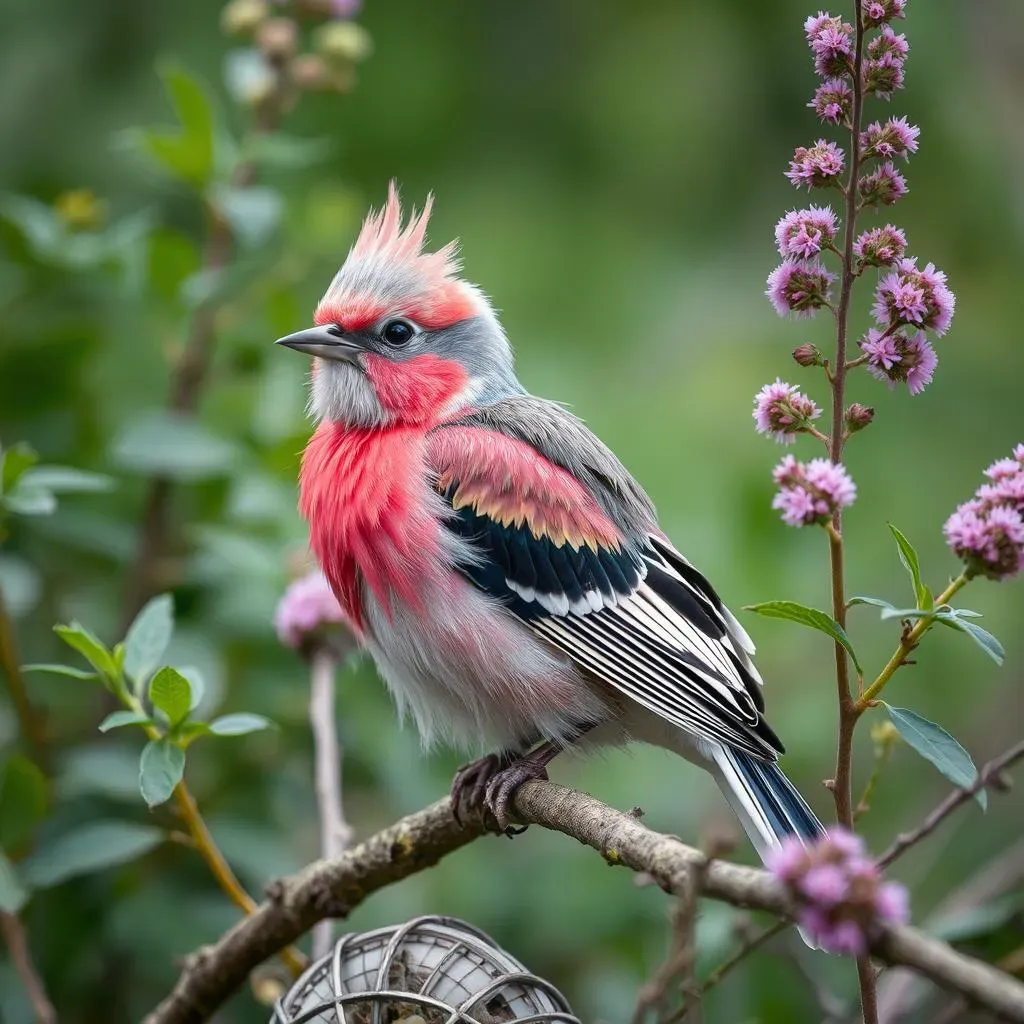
[279, 184, 824, 862]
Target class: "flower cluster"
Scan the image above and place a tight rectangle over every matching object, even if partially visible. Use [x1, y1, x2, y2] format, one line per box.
[860, 116, 919, 159]
[766, 260, 834, 317]
[785, 139, 845, 190]
[871, 258, 955, 335]
[860, 328, 936, 394]
[944, 446, 1024, 580]
[805, 12, 854, 77]
[863, 0, 906, 27]
[858, 160, 908, 206]
[768, 829, 909, 955]
[853, 224, 907, 268]
[274, 569, 349, 650]
[809, 78, 852, 124]
[772, 455, 856, 527]
[753, 380, 822, 443]
[775, 206, 838, 259]
[865, 26, 910, 99]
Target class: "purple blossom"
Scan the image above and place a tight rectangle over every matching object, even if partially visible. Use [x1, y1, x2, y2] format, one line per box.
[772, 456, 856, 526]
[854, 224, 907, 267]
[775, 205, 839, 259]
[861, 328, 937, 395]
[753, 379, 822, 443]
[766, 260, 834, 317]
[860, 116, 920, 159]
[786, 139, 845, 189]
[944, 505, 1024, 580]
[863, 0, 907, 27]
[804, 12, 854, 77]
[872, 258, 955, 335]
[809, 78, 853, 124]
[769, 829, 910, 956]
[858, 161, 908, 206]
[274, 570, 349, 649]
[865, 27, 909, 98]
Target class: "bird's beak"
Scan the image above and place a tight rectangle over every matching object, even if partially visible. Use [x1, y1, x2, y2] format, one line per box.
[274, 326, 364, 363]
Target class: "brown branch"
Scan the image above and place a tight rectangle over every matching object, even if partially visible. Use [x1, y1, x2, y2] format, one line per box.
[0, 582, 48, 770]
[0, 911, 56, 1024]
[876, 739, 1024, 869]
[144, 782, 1024, 1024]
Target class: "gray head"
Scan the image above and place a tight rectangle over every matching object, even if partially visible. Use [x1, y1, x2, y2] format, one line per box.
[275, 183, 522, 427]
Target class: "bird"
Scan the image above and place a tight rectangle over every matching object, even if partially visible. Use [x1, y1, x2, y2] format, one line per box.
[278, 183, 825, 864]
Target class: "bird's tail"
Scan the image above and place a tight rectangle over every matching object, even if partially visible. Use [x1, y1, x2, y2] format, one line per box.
[710, 744, 825, 860]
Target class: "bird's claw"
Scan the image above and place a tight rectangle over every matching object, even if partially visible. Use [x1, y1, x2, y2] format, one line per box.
[450, 752, 511, 827]
[484, 758, 550, 834]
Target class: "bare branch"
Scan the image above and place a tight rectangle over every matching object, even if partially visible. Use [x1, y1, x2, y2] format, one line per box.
[0, 911, 56, 1024]
[877, 740, 1024, 869]
[144, 782, 1024, 1024]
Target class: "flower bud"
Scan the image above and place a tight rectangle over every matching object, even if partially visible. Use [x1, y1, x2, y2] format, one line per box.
[315, 21, 373, 66]
[54, 189, 107, 232]
[870, 721, 900, 748]
[793, 343, 821, 367]
[220, 0, 270, 37]
[257, 16, 299, 63]
[845, 403, 875, 433]
[290, 53, 329, 91]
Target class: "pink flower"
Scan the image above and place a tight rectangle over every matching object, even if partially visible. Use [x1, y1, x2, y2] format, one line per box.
[872, 258, 955, 335]
[865, 27, 909, 98]
[766, 260, 834, 317]
[863, 0, 907, 27]
[329, 0, 362, 15]
[753, 379, 822, 443]
[858, 161, 908, 206]
[786, 139, 845, 189]
[804, 12, 854, 77]
[769, 829, 910, 956]
[274, 570, 349, 649]
[775, 205, 839, 259]
[945, 504, 1024, 580]
[854, 224, 907, 267]
[771, 457, 856, 527]
[808, 78, 853, 124]
[861, 329, 937, 395]
[860, 116, 920, 159]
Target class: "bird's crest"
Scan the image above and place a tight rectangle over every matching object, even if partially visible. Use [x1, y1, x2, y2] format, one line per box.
[316, 182, 475, 332]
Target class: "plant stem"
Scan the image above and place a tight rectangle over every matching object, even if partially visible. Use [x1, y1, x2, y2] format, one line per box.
[858, 574, 968, 707]
[0, 582, 48, 770]
[0, 911, 55, 1024]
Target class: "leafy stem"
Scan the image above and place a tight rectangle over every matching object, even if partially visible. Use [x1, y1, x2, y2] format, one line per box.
[0, 582, 48, 771]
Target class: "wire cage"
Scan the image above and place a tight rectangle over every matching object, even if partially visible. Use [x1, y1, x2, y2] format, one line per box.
[270, 915, 580, 1024]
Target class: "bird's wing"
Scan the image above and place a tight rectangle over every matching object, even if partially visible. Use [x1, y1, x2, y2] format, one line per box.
[426, 396, 782, 760]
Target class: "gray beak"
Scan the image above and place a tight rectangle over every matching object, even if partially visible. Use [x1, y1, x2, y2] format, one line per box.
[274, 325, 364, 363]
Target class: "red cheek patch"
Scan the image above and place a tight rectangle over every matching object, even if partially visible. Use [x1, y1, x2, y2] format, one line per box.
[364, 354, 469, 424]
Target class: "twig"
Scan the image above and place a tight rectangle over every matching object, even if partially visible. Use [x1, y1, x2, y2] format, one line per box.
[0, 582, 48, 769]
[308, 647, 353, 960]
[0, 911, 56, 1024]
[876, 739, 1024, 869]
[144, 782, 1024, 1024]
[119, 99, 284, 631]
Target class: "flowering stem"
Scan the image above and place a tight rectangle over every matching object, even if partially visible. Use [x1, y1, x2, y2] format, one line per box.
[857, 573, 969, 708]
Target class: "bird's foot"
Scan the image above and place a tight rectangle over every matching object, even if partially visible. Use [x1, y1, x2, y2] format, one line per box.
[450, 751, 514, 827]
[484, 757, 550, 835]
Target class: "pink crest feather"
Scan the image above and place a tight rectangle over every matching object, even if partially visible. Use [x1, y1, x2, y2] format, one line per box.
[317, 181, 475, 332]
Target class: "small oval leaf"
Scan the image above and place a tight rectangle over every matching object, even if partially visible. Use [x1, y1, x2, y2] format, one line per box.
[148, 666, 192, 725]
[139, 739, 185, 808]
[21, 663, 98, 682]
[124, 594, 175, 686]
[53, 623, 117, 681]
[936, 614, 1005, 666]
[884, 704, 987, 810]
[744, 600, 862, 674]
[888, 523, 929, 610]
[98, 710, 152, 733]
[208, 712, 272, 737]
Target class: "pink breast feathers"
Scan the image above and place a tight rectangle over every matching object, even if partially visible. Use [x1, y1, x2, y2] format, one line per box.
[299, 420, 445, 630]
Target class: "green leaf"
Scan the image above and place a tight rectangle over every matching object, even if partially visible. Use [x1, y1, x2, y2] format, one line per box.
[0, 196, 63, 259]
[3, 483, 56, 517]
[111, 411, 238, 482]
[936, 613, 1005, 665]
[888, 523, 930, 610]
[178, 666, 205, 711]
[0, 756, 49, 851]
[123, 593, 174, 687]
[138, 740, 185, 807]
[241, 132, 334, 169]
[22, 663, 98, 682]
[18, 465, 114, 494]
[884, 704, 987, 809]
[0, 850, 27, 913]
[0, 442, 39, 495]
[743, 600, 862, 674]
[53, 623, 117, 681]
[98, 710, 152, 733]
[878, 607, 937, 622]
[19, 821, 164, 888]
[175, 721, 212, 747]
[209, 184, 282, 247]
[208, 712, 272, 737]
[848, 595, 895, 611]
[148, 667, 192, 725]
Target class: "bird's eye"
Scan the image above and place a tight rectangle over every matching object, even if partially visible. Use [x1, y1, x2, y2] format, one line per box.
[380, 319, 415, 347]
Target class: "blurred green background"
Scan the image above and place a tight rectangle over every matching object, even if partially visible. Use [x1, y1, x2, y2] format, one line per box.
[1, 0, 1022, 1021]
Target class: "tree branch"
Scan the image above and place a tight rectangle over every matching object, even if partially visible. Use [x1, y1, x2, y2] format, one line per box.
[144, 782, 1024, 1024]
[0, 581, 48, 770]
[0, 911, 56, 1024]
[876, 739, 1024, 869]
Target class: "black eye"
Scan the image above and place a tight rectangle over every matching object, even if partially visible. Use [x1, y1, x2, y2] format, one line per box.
[380, 319, 415, 347]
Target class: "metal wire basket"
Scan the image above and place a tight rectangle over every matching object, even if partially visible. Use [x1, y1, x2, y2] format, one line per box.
[270, 915, 580, 1024]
